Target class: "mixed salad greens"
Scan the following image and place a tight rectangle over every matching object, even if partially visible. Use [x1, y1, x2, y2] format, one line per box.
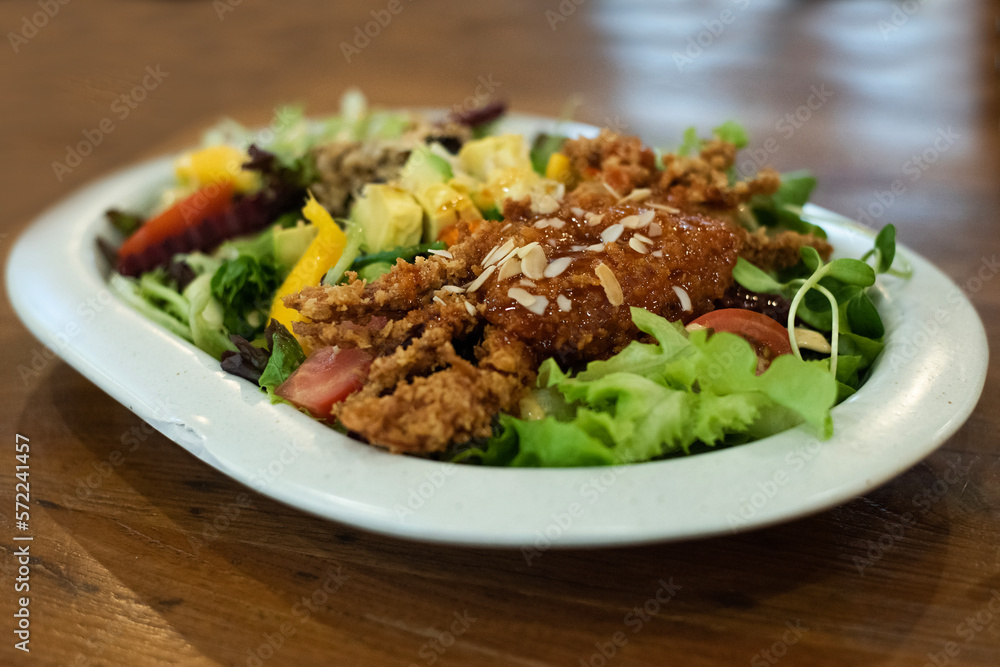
[105, 91, 908, 467]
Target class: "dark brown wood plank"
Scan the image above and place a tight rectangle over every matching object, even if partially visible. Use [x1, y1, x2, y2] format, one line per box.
[2, 1, 997, 665]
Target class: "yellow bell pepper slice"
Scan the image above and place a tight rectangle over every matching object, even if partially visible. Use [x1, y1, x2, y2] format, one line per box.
[268, 194, 347, 340]
[175, 145, 260, 193]
[545, 152, 574, 186]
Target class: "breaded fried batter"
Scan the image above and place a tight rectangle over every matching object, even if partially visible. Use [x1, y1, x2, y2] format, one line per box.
[478, 199, 741, 362]
[737, 228, 832, 270]
[334, 327, 535, 453]
[287, 130, 837, 455]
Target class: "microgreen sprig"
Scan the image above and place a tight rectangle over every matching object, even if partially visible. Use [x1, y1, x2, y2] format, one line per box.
[732, 224, 904, 380]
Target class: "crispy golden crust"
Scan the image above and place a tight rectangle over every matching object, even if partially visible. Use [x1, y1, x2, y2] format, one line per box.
[333, 327, 535, 453]
[287, 130, 834, 454]
[737, 228, 833, 271]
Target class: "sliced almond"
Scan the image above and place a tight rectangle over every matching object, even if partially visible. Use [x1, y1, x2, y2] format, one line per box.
[647, 222, 662, 237]
[441, 285, 465, 293]
[519, 279, 537, 287]
[633, 232, 653, 244]
[672, 285, 692, 312]
[794, 328, 832, 353]
[521, 244, 548, 280]
[534, 217, 565, 230]
[516, 241, 540, 259]
[497, 257, 522, 281]
[465, 264, 496, 293]
[587, 243, 605, 252]
[648, 203, 680, 214]
[557, 295, 572, 312]
[585, 212, 605, 227]
[432, 295, 446, 306]
[571, 206, 586, 217]
[484, 239, 514, 267]
[602, 181, 621, 199]
[532, 194, 560, 214]
[651, 250, 664, 258]
[508, 287, 537, 307]
[619, 187, 651, 203]
[601, 223, 625, 244]
[464, 300, 477, 317]
[629, 237, 649, 254]
[595, 263, 623, 306]
[525, 295, 549, 315]
[497, 245, 520, 266]
[428, 249, 453, 259]
[636, 209, 655, 227]
[544, 256, 574, 278]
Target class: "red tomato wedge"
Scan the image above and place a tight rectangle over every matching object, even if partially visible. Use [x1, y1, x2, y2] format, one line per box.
[276, 347, 373, 419]
[116, 181, 235, 270]
[689, 308, 793, 366]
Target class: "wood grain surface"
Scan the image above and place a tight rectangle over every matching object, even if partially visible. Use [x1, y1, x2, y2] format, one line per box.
[2, 1, 997, 665]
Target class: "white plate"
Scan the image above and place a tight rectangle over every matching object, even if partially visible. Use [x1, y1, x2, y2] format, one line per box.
[6, 115, 989, 548]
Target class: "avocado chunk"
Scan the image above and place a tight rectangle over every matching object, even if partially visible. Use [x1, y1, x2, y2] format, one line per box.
[399, 146, 453, 193]
[398, 146, 482, 242]
[351, 183, 424, 252]
[458, 134, 533, 181]
[273, 223, 319, 278]
[415, 183, 483, 243]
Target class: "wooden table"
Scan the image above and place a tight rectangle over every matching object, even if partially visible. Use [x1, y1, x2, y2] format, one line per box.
[2, 1, 997, 665]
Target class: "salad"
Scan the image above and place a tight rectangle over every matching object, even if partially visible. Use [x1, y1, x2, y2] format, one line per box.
[103, 91, 907, 467]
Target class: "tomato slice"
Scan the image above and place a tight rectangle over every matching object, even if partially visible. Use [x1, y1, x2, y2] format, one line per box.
[276, 347, 373, 419]
[689, 308, 793, 367]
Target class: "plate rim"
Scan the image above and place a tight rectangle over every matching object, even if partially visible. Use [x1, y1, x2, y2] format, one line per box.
[5, 113, 990, 548]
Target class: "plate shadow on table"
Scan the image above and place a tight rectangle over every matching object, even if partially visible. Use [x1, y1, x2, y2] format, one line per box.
[27, 363, 961, 665]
